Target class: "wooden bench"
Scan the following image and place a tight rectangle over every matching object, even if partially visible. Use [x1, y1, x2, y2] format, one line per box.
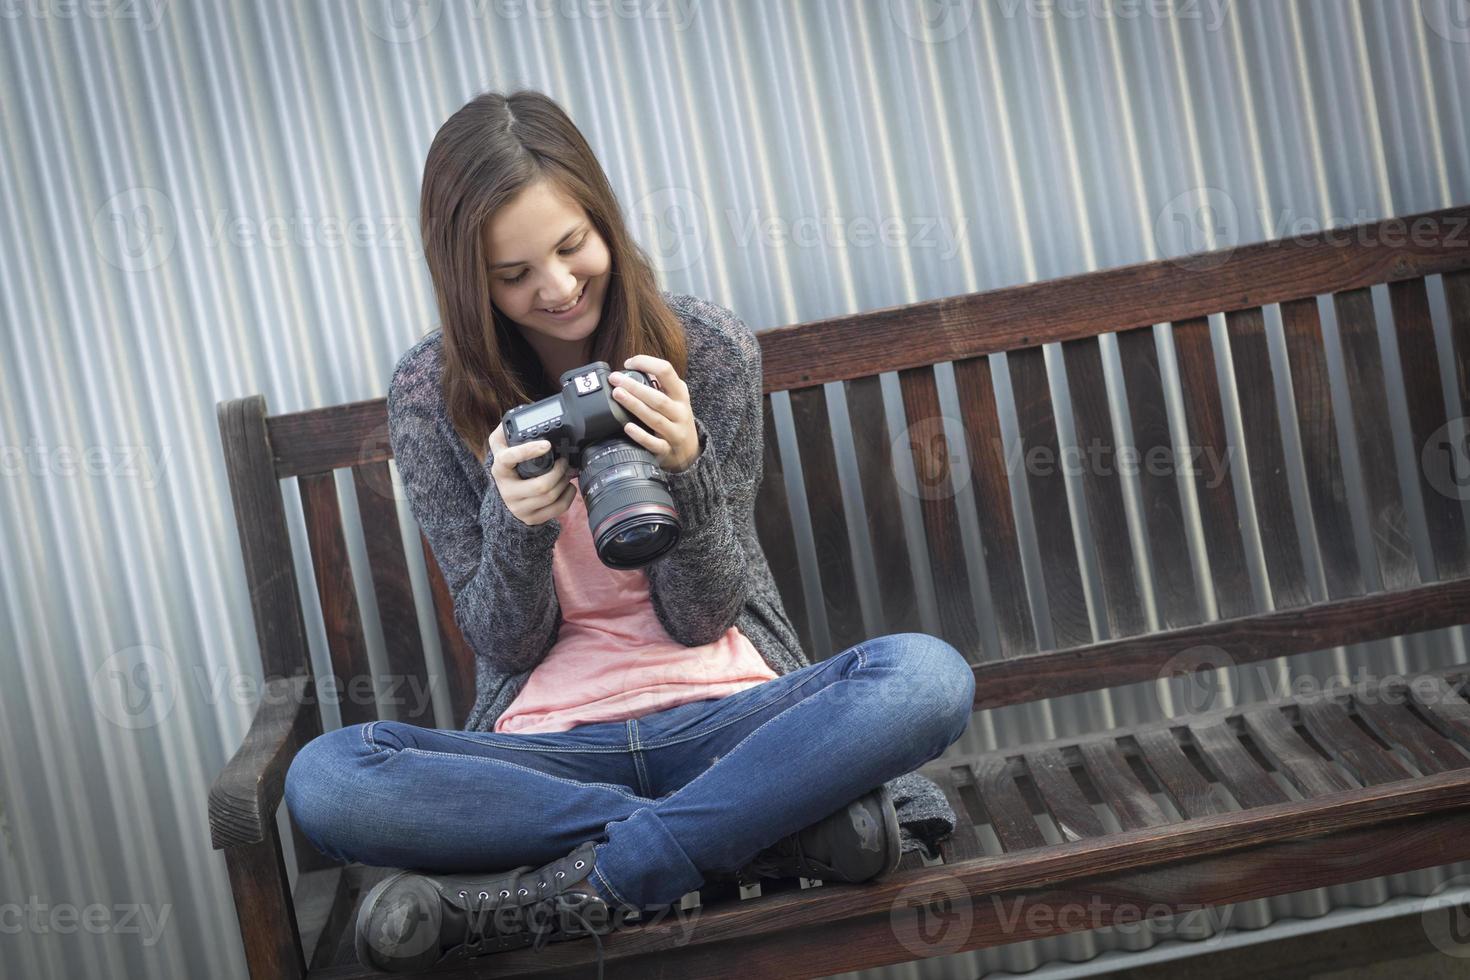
[210, 204, 1470, 978]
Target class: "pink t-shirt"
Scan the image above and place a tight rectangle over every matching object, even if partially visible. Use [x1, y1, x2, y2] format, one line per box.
[494, 475, 779, 734]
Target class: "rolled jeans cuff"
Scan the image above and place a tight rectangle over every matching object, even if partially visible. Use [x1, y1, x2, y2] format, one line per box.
[592, 805, 704, 912]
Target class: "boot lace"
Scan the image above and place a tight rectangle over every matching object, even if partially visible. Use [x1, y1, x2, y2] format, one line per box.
[456, 864, 608, 980]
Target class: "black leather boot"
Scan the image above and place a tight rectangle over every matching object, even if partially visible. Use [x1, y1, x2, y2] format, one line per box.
[354, 839, 623, 976]
[729, 784, 902, 885]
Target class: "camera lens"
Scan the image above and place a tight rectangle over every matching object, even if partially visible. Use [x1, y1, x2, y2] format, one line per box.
[578, 438, 682, 568]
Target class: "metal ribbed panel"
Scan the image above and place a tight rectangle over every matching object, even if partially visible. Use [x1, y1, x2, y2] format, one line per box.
[1, 2, 1468, 977]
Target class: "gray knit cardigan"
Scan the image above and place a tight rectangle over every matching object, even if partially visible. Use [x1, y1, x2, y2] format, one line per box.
[386, 290, 958, 857]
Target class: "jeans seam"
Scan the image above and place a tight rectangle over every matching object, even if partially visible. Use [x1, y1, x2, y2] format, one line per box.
[393, 747, 655, 804]
[591, 864, 633, 910]
[425, 727, 633, 754]
[628, 720, 652, 798]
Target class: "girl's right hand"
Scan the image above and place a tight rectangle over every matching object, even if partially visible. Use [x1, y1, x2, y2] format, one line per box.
[487, 424, 576, 527]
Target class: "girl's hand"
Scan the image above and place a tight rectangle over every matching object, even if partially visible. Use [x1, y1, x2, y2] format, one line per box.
[608, 355, 701, 473]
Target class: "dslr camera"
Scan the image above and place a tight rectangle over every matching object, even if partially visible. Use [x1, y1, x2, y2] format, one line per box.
[501, 361, 682, 569]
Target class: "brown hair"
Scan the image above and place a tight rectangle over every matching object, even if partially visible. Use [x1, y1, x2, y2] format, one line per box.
[419, 89, 687, 465]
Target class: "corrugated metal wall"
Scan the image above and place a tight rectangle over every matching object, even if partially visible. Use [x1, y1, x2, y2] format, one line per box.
[3, 1, 1469, 977]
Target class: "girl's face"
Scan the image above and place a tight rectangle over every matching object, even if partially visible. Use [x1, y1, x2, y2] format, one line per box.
[484, 179, 612, 367]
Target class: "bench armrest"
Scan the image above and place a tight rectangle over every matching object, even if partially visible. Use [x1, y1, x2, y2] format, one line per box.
[209, 673, 316, 850]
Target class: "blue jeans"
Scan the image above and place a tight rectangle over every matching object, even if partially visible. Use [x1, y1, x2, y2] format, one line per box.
[283, 632, 974, 911]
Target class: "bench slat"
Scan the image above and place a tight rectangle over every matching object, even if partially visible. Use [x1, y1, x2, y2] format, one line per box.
[1117, 325, 1202, 630]
[1409, 674, 1470, 750]
[1023, 749, 1106, 840]
[1008, 346, 1093, 648]
[1241, 706, 1356, 796]
[1281, 297, 1365, 599]
[1062, 336, 1147, 638]
[1078, 739, 1169, 829]
[1353, 693, 1469, 775]
[969, 756, 1048, 852]
[351, 462, 434, 727]
[1132, 727, 1229, 818]
[1392, 277, 1470, 581]
[298, 471, 377, 728]
[1225, 306, 1311, 609]
[897, 365, 985, 659]
[1297, 699, 1414, 786]
[754, 399, 816, 661]
[789, 386, 865, 657]
[418, 533, 476, 728]
[1447, 270, 1470, 415]
[1188, 719, 1291, 808]
[844, 375, 925, 637]
[1334, 287, 1421, 593]
[932, 764, 987, 862]
[953, 355, 1037, 656]
[1173, 317, 1255, 620]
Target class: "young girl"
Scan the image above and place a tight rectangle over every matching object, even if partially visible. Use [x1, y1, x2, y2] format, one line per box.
[283, 89, 975, 975]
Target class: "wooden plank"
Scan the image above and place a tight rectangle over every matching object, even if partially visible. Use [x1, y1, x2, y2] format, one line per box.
[1062, 336, 1148, 637]
[224, 831, 307, 980]
[953, 355, 1037, 657]
[1297, 698, 1414, 785]
[1406, 674, 1470, 749]
[1132, 727, 1229, 818]
[1008, 346, 1092, 648]
[1446, 270, 1470, 413]
[843, 374, 924, 637]
[1172, 317, 1255, 620]
[1187, 719, 1291, 808]
[931, 764, 987, 863]
[1023, 749, 1107, 840]
[753, 205, 1470, 394]
[896, 366, 985, 659]
[753, 398, 815, 662]
[419, 533, 476, 729]
[1116, 324, 1201, 630]
[1353, 695, 1470, 775]
[299, 471, 377, 728]
[969, 756, 1047, 852]
[788, 386, 865, 658]
[1333, 287, 1420, 592]
[351, 461, 434, 726]
[1391, 277, 1470, 580]
[1241, 706, 1356, 796]
[1225, 307, 1310, 609]
[1279, 297, 1365, 599]
[966, 576, 1470, 711]
[1078, 739, 1169, 829]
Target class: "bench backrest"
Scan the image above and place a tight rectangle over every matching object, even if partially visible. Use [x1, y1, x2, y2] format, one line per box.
[219, 205, 1470, 731]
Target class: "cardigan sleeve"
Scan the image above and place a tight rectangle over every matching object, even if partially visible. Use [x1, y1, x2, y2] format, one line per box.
[643, 319, 763, 646]
[387, 359, 562, 676]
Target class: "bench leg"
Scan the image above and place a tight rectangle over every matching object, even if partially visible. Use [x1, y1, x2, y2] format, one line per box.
[223, 826, 307, 980]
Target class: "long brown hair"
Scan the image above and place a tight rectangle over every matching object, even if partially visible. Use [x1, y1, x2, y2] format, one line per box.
[419, 89, 688, 465]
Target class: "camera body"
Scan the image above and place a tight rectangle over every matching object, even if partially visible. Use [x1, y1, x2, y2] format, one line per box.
[501, 361, 658, 478]
[500, 361, 683, 569]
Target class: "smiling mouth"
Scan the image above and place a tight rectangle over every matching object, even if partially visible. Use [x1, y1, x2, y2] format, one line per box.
[542, 283, 586, 313]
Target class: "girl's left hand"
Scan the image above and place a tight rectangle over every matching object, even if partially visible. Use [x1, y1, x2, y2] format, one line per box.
[609, 355, 701, 473]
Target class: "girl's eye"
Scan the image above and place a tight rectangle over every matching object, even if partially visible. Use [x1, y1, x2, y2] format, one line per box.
[501, 238, 586, 286]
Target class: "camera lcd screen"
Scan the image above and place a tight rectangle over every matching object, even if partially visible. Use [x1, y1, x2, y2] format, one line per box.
[517, 400, 561, 428]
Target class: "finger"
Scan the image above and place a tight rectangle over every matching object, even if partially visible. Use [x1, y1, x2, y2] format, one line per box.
[493, 439, 552, 481]
[622, 420, 671, 459]
[612, 385, 671, 437]
[524, 480, 576, 524]
[624, 354, 688, 398]
[523, 455, 569, 497]
[489, 424, 508, 452]
[611, 372, 685, 421]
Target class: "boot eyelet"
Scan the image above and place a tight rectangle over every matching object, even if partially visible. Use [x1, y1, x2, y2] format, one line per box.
[555, 871, 565, 878]
[479, 891, 489, 901]
[500, 889, 510, 898]
[459, 890, 467, 899]
[574, 860, 585, 869]
[518, 888, 528, 896]
[538, 881, 547, 888]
